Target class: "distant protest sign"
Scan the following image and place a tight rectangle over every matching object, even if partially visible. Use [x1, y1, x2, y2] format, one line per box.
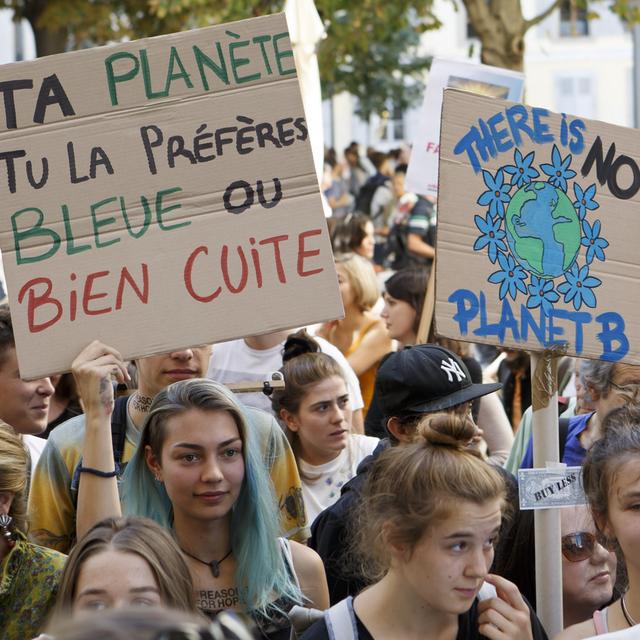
[436, 89, 640, 364]
[405, 59, 524, 197]
[0, 13, 342, 379]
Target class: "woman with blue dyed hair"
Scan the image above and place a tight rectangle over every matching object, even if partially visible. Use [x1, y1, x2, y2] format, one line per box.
[72, 341, 329, 640]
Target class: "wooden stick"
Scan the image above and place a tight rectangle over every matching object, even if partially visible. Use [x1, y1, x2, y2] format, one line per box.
[416, 261, 436, 344]
[225, 379, 284, 393]
[530, 350, 563, 637]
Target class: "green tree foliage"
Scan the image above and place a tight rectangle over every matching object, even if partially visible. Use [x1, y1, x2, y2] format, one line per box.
[2, 0, 437, 119]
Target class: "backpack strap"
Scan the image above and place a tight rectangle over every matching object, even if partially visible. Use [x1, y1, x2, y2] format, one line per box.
[110, 395, 130, 468]
[558, 417, 571, 463]
[324, 597, 358, 640]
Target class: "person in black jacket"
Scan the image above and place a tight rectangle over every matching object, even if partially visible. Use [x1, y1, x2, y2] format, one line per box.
[309, 344, 501, 605]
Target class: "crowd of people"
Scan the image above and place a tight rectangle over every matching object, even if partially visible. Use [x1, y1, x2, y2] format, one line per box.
[1, 143, 640, 640]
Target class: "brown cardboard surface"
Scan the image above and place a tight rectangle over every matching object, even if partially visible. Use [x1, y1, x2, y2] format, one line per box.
[436, 89, 640, 364]
[0, 14, 343, 379]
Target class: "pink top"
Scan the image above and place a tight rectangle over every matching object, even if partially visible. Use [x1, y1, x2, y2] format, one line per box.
[593, 607, 609, 635]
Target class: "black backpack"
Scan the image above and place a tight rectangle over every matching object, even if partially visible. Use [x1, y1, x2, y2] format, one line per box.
[354, 181, 379, 216]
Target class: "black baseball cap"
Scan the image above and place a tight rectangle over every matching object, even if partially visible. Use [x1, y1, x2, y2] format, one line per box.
[376, 344, 502, 417]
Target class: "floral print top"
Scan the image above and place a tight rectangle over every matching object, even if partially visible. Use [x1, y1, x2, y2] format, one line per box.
[0, 532, 66, 639]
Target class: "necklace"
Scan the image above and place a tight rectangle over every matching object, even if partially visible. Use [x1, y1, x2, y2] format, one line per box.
[621, 593, 638, 627]
[179, 546, 232, 578]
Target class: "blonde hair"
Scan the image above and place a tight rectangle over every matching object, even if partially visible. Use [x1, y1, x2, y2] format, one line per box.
[0, 421, 28, 533]
[335, 253, 379, 311]
[355, 412, 506, 582]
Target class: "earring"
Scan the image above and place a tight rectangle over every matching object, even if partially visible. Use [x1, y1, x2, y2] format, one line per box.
[0, 513, 16, 548]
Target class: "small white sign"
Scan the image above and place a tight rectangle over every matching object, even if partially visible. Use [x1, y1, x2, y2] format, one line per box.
[518, 467, 586, 510]
[405, 58, 524, 196]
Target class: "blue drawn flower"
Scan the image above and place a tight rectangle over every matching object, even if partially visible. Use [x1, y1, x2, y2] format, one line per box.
[540, 145, 576, 192]
[473, 213, 507, 263]
[477, 169, 511, 217]
[581, 219, 609, 264]
[573, 183, 599, 220]
[527, 276, 560, 315]
[503, 149, 539, 188]
[557, 264, 601, 310]
[488, 251, 528, 301]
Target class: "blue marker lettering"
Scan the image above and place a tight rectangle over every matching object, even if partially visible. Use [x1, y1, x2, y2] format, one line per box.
[531, 108, 554, 144]
[449, 289, 479, 334]
[505, 105, 535, 147]
[453, 127, 482, 174]
[487, 112, 513, 154]
[596, 312, 629, 361]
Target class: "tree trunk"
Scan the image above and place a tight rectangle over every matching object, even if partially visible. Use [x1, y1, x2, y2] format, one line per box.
[31, 24, 68, 57]
[463, 0, 527, 71]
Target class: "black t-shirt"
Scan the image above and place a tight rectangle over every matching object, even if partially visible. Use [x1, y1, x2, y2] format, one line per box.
[301, 598, 549, 640]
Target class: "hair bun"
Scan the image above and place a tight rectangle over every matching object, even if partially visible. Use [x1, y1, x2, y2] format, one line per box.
[415, 412, 479, 451]
[282, 329, 320, 363]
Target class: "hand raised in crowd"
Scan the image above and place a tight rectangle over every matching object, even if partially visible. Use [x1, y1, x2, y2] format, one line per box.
[71, 340, 129, 418]
[477, 574, 534, 640]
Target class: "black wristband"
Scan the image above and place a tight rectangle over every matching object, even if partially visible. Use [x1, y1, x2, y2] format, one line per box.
[78, 466, 118, 478]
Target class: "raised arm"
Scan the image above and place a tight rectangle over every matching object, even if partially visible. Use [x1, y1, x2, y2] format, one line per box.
[73, 340, 129, 541]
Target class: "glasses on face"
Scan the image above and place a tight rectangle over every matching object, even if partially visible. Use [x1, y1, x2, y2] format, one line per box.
[561, 531, 613, 563]
[609, 381, 640, 402]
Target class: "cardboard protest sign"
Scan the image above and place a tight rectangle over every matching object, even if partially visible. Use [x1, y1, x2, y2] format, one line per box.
[436, 90, 640, 364]
[0, 13, 343, 379]
[405, 59, 524, 197]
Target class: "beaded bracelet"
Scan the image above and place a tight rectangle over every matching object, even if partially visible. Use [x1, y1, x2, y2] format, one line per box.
[78, 466, 118, 478]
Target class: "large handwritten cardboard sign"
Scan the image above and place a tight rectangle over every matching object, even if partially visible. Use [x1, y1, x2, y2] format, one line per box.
[436, 90, 640, 364]
[0, 13, 343, 379]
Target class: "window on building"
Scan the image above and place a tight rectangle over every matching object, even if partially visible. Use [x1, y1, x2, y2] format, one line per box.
[555, 74, 596, 119]
[377, 102, 405, 144]
[560, 0, 589, 37]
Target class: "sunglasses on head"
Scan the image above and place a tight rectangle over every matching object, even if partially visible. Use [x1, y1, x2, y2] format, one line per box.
[561, 531, 613, 562]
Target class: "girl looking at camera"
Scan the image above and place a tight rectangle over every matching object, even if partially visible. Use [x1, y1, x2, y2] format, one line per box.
[72, 342, 329, 640]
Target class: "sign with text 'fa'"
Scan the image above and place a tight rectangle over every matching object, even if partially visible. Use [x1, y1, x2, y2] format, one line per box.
[405, 58, 524, 197]
[435, 90, 640, 364]
[0, 13, 343, 379]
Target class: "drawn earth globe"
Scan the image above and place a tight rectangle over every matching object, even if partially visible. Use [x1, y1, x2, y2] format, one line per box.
[504, 181, 581, 279]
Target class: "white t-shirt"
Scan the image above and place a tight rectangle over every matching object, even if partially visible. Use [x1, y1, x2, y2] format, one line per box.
[298, 434, 379, 525]
[23, 434, 46, 475]
[207, 337, 364, 415]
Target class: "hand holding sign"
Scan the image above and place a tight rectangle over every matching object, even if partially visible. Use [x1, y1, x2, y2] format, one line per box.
[71, 340, 129, 419]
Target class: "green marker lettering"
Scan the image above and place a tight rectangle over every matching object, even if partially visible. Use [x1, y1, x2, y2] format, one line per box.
[104, 51, 140, 106]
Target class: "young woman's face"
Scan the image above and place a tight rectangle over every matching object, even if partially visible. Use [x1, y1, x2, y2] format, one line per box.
[335, 263, 355, 309]
[603, 456, 640, 575]
[561, 506, 616, 616]
[394, 499, 502, 617]
[355, 222, 375, 261]
[381, 292, 417, 345]
[283, 375, 351, 466]
[147, 409, 245, 524]
[73, 549, 162, 612]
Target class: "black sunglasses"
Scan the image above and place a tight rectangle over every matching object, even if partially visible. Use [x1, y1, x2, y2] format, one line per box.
[561, 531, 613, 562]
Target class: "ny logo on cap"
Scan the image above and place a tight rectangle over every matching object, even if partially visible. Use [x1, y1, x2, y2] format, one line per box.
[440, 358, 466, 382]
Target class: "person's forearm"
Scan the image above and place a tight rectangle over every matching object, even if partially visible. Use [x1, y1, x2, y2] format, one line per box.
[407, 233, 435, 259]
[76, 404, 122, 541]
[477, 392, 514, 466]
